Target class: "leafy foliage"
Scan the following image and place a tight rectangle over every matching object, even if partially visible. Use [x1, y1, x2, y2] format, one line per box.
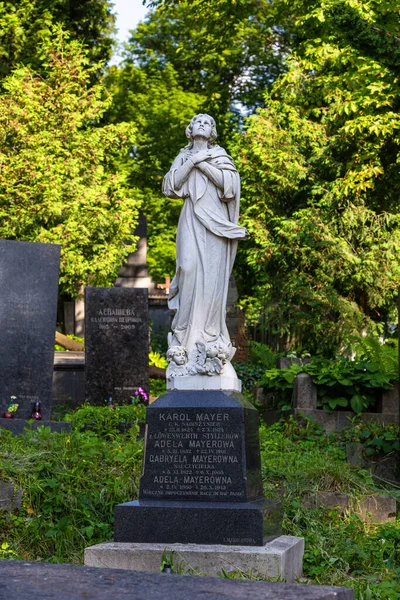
[233, 362, 266, 395]
[234, 342, 280, 394]
[149, 377, 166, 402]
[135, 1, 288, 136]
[232, 0, 400, 354]
[148, 352, 167, 369]
[249, 342, 280, 370]
[0, 31, 141, 296]
[104, 63, 203, 281]
[340, 421, 400, 457]
[109, 0, 291, 281]
[0, 0, 116, 80]
[306, 358, 394, 413]
[261, 339, 398, 413]
[65, 402, 146, 439]
[346, 337, 398, 380]
[260, 418, 400, 599]
[0, 412, 399, 598]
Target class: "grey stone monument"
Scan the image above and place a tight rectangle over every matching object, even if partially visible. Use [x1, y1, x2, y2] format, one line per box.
[88, 115, 302, 580]
[114, 115, 281, 544]
[85, 287, 149, 404]
[0, 239, 60, 420]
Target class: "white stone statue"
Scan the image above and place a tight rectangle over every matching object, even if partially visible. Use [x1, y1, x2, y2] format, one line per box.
[163, 114, 247, 391]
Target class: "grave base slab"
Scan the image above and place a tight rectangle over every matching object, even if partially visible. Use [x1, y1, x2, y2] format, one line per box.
[0, 559, 354, 599]
[114, 498, 282, 546]
[85, 535, 304, 582]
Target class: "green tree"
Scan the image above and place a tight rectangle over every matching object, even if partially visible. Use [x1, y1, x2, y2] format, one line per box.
[129, 0, 288, 141]
[0, 31, 141, 297]
[108, 0, 290, 282]
[0, 0, 116, 79]
[105, 62, 203, 281]
[233, 0, 400, 354]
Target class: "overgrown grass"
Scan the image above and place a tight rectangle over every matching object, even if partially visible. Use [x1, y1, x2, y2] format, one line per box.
[260, 418, 400, 599]
[0, 424, 143, 563]
[0, 411, 398, 599]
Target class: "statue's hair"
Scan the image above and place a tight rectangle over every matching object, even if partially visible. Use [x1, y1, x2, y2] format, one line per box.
[167, 345, 188, 359]
[185, 114, 217, 148]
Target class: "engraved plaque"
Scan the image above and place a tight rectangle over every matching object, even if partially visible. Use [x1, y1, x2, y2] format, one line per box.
[116, 390, 281, 546]
[85, 287, 149, 404]
[139, 391, 263, 502]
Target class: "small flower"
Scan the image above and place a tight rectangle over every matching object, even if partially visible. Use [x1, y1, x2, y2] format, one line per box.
[133, 388, 149, 404]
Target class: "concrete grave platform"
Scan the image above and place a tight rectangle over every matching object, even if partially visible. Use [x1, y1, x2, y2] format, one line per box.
[0, 559, 354, 599]
[85, 535, 304, 582]
[302, 492, 397, 523]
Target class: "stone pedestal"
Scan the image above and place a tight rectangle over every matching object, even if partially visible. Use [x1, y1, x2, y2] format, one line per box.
[85, 536, 304, 582]
[115, 498, 281, 546]
[114, 390, 282, 546]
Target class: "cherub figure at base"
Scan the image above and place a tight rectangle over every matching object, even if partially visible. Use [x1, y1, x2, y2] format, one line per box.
[166, 345, 189, 379]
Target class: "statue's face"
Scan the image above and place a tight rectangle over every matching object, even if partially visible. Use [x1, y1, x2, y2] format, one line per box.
[192, 116, 212, 140]
[173, 348, 187, 365]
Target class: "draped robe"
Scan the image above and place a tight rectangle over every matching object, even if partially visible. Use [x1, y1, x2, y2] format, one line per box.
[163, 145, 247, 360]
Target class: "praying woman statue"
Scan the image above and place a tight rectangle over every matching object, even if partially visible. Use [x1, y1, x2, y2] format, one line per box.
[163, 114, 247, 387]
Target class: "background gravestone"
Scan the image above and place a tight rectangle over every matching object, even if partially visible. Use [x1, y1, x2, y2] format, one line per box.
[85, 287, 149, 404]
[0, 239, 60, 420]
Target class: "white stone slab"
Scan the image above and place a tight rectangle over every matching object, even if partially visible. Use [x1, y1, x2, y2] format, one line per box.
[85, 535, 304, 582]
[167, 374, 242, 392]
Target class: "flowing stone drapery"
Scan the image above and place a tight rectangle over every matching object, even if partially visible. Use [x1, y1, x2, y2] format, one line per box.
[163, 143, 247, 384]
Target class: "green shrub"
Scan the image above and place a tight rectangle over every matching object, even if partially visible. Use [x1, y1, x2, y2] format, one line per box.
[233, 342, 280, 395]
[65, 402, 146, 438]
[260, 344, 397, 414]
[340, 421, 400, 457]
[249, 342, 280, 370]
[149, 377, 166, 400]
[1, 409, 399, 599]
[348, 337, 398, 381]
[234, 362, 266, 394]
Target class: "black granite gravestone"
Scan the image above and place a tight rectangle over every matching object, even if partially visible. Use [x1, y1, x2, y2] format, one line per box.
[85, 287, 149, 404]
[115, 390, 282, 546]
[0, 239, 60, 421]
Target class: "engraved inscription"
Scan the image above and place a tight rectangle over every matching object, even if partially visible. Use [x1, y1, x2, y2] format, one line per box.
[90, 308, 143, 331]
[141, 408, 245, 501]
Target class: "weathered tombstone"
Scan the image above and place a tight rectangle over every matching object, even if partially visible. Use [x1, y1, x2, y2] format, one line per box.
[0, 239, 60, 420]
[85, 287, 149, 404]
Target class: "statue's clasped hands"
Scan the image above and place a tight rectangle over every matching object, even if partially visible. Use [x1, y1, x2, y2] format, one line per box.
[191, 150, 212, 165]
